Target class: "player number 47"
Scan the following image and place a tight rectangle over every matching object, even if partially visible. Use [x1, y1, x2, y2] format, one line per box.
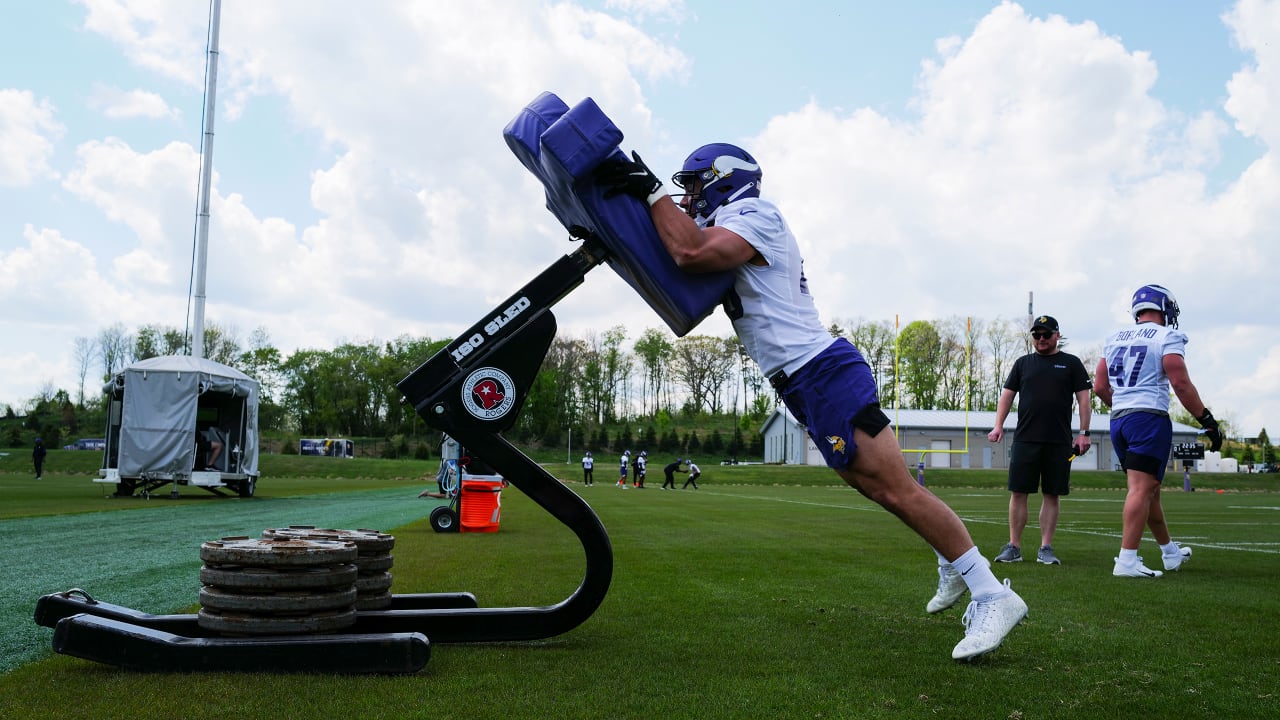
[1107, 345, 1148, 387]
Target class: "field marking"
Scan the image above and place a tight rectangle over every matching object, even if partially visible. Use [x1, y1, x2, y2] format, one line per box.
[699, 489, 1280, 555]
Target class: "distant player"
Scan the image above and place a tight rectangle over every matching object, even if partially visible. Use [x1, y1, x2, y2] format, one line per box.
[634, 450, 648, 488]
[661, 458, 684, 489]
[617, 450, 630, 489]
[683, 459, 701, 489]
[582, 451, 594, 486]
[1094, 284, 1222, 578]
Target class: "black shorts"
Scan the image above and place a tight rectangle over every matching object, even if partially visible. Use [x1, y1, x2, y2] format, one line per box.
[1007, 441, 1072, 496]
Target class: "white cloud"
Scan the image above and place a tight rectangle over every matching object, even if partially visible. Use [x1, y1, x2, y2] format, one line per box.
[1224, 0, 1280, 146]
[88, 84, 181, 120]
[5, 1, 1279, 438]
[77, 0, 209, 88]
[603, 0, 686, 23]
[752, 1, 1280, 434]
[0, 89, 63, 187]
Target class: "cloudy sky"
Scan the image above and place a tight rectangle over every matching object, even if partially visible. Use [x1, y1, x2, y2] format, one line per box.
[2, 0, 1278, 439]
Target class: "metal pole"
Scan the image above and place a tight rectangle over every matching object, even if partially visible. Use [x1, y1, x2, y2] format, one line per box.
[192, 0, 221, 360]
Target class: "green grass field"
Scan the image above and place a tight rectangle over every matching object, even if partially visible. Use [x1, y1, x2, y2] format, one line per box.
[1, 454, 1277, 719]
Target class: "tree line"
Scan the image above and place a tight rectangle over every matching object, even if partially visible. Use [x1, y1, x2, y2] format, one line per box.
[6, 315, 1269, 462]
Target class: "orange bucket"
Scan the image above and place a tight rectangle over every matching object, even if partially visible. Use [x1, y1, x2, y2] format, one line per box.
[460, 478, 504, 532]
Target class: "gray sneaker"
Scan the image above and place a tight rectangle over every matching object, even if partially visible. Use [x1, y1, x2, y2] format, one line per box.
[993, 542, 1022, 563]
[1036, 545, 1061, 565]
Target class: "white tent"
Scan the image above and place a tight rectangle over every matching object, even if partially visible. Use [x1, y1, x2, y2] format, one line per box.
[99, 355, 259, 497]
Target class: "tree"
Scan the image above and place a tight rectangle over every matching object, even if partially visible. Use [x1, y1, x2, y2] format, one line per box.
[934, 317, 970, 411]
[642, 425, 657, 453]
[132, 324, 168, 361]
[581, 328, 630, 425]
[238, 328, 284, 404]
[983, 318, 1023, 411]
[660, 429, 679, 453]
[898, 320, 943, 408]
[519, 369, 562, 443]
[280, 349, 330, 434]
[539, 336, 589, 435]
[73, 336, 96, 407]
[615, 425, 634, 453]
[633, 328, 673, 416]
[201, 322, 242, 366]
[670, 335, 736, 413]
[708, 429, 724, 454]
[1257, 428, 1273, 465]
[601, 326, 632, 421]
[97, 323, 131, 382]
[841, 319, 897, 407]
[685, 430, 701, 455]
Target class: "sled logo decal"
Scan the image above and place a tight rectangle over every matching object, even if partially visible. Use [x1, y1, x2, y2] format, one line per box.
[462, 367, 517, 421]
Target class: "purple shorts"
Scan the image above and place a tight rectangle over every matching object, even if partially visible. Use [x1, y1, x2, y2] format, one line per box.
[1110, 411, 1173, 482]
[779, 339, 890, 470]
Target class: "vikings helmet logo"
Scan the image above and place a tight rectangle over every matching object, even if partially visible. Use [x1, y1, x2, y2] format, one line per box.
[826, 435, 847, 454]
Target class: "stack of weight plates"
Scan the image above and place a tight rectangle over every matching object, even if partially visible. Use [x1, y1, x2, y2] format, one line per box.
[197, 536, 360, 635]
[262, 526, 395, 610]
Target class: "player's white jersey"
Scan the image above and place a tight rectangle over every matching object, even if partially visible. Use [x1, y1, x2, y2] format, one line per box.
[1101, 321, 1189, 412]
[714, 197, 834, 378]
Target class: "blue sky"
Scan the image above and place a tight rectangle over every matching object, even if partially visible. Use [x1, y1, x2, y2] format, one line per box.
[2, 1, 1278, 440]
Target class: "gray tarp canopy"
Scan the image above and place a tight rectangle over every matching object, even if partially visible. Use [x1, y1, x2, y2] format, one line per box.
[104, 355, 259, 478]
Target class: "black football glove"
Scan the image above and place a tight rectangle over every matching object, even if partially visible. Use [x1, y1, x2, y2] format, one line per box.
[1197, 409, 1223, 452]
[594, 151, 666, 206]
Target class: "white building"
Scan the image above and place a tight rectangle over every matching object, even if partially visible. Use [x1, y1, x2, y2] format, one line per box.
[760, 407, 1201, 471]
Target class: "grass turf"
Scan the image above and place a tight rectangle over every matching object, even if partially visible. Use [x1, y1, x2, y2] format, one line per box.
[0, 460, 1277, 719]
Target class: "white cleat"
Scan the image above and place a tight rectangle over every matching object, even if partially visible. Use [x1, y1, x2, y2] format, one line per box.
[927, 565, 968, 614]
[1162, 544, 1193, 572]
[951, 579, 1027, 661]
[1113, 556, 1162, 578]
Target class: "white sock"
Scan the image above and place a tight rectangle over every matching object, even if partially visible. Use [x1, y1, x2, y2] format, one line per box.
[934, 548, 950, 569]
[1159, 541, 1180, 557]
[952, 546, 1004, 600]
[1118, 548, 1139, 564]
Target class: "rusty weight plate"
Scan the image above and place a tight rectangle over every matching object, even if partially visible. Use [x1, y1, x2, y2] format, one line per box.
[263, 526, 395, 555]
[199, 563, 359, 591]
[354, 591, 393, 611]
[199, 585, 358, 613]
[200, 536, 358, 567]
[355, 553, 394, 573]
[197, 606, 357, 635]
[354, 571, 393, 594]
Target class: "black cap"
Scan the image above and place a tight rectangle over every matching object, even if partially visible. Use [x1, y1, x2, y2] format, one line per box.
[1031, 315, 1059, 332]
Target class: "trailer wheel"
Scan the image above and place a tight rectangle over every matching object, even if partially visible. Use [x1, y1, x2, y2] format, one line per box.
[429, 506, 458, 533]
[237, 478, 256, 498]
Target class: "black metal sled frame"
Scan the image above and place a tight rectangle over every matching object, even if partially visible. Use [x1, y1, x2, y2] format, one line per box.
[34, 238, 616, 671]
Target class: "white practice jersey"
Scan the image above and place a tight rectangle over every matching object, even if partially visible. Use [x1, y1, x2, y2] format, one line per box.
[713, 197, 834, 378]
[1101, 321, 1188, 412]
